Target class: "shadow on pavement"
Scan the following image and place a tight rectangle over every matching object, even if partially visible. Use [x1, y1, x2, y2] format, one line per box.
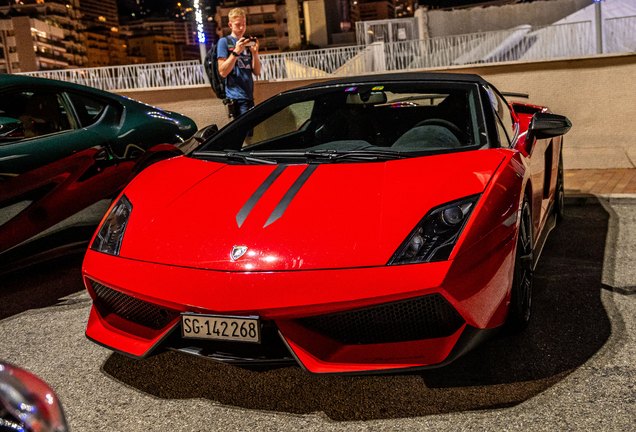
[102, 198, 612, 421]
[0, 252, 86, 321]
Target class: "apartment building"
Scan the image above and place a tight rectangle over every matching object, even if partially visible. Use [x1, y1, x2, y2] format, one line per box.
[123, 19, 217, 46]
[128, 34, 177, 63]
[124, 19, 198, 46]
[79, 0, 120, 28]
[351, 0, 395, 22]
[0, 15, 68, 73]
[215, 0, 358, 50]
[0, 0, 87, 70]
[85, 28, 143, 67]
[216, 2, 289, 52]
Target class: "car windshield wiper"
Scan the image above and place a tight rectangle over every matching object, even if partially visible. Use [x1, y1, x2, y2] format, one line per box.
[250, 150, 407, 163]
[194, 150, 278, 165]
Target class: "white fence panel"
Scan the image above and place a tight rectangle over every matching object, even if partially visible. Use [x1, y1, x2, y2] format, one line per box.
[605, 15, 636, 54]
[17, 19, 633, 90]
[20, 60, 207, 91]
[520, 21, 594, 61]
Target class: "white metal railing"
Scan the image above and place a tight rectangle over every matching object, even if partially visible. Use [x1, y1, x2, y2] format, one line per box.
[356, 18, 419, 46]
[21, 60, 207, 91]
[18, 19, 633, 90]
[258, 44, 365, 80]
[605, 15, 636, 54]
[382, 21, 594, 71]
[257, 43, 387, 80]
[519, 21, 594, 61]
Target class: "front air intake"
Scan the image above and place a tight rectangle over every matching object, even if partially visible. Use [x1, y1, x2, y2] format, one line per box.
[91, 280, 179, 330]
[296, 293, 464, 345]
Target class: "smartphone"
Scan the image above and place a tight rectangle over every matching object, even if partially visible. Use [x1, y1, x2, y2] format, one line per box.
[246, 41, 256, 47]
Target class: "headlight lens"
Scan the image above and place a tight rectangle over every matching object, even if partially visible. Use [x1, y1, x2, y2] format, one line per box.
[90, 194, 133, 256]
[388, 194, 480, 265]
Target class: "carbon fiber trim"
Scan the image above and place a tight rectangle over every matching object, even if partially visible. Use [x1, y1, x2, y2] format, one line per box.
[91, 280, 179, 330]
[297, 293, 465, 345]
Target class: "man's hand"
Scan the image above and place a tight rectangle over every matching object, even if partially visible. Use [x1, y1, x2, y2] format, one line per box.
[234, 37, 251, 56]
[249, 37, 260, 55]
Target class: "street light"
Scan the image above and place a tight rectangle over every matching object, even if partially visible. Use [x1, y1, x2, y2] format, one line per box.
[194, 0, 206, 62]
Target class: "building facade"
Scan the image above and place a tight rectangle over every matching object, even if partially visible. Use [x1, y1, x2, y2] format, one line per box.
[128, 34, 177, 63]
[0, 15, 69, 73]
[79, 0, 120, 29]
[0, 0, 87, 70]
[124, 19, 198, 46]
[351, 0, 395, 22]
[216, 1, 289, 52]
[85, 28, 139, 67]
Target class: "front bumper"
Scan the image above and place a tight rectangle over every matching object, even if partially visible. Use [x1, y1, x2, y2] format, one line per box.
[83, 231, 515, 373]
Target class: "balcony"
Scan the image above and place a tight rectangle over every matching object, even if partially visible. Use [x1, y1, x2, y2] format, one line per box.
[36, 50, 68, 62]
[35, 36, 66, 49]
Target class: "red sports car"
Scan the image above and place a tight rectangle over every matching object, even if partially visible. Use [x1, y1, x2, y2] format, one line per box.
[82, 73, 571, 374]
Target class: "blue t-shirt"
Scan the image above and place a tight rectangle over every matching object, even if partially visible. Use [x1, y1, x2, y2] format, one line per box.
[217, 36, 254, 101]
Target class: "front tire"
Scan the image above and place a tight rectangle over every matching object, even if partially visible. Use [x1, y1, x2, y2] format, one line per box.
[506, 198, 533, 333]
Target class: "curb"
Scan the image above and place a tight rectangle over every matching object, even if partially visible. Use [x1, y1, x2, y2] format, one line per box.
[564, 192, 636, 205]
[594, 193, 636, 205]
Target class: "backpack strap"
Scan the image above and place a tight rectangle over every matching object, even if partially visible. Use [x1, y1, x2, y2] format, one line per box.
[225, 35, 234, 49]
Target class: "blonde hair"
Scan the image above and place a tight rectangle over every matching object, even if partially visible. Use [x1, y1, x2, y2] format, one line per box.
[228, 8, 246, 21]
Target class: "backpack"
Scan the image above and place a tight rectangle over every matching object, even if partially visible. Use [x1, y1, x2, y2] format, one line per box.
[204, 36, 232, 100]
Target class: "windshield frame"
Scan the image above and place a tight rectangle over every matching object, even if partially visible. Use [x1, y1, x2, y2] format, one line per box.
[193, 80, 492, 164]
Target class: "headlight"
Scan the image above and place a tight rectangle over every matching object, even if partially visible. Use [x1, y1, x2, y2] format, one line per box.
[388, 194, 480, 265]
[90, 194, 133, 256]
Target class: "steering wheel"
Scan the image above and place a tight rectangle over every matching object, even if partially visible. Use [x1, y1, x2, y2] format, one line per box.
[414, 119, 465, 143]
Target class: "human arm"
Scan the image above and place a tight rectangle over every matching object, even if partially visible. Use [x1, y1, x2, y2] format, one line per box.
[218, 37, 251, 78]
[249, 38, 261, 76]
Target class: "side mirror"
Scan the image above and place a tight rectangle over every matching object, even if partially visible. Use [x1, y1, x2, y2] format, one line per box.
[178, 124, 219, 155]
[0, 362, 69, 432]
[194, 124, 219, 143]
[0, 117, 24, 138]
[528, 112, 572, 140]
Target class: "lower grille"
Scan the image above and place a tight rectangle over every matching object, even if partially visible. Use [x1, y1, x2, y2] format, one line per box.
[296, 293, 464, 345]
[91, 280, 179, 330]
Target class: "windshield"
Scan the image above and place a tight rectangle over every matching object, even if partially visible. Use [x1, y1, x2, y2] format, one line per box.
[194, 81, 489, 164]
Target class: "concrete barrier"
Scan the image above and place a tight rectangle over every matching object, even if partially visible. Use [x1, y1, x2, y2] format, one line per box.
[116, 52, 636, 170]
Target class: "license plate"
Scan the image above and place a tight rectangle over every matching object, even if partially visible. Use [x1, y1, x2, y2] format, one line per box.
[181, 313, 261, 343]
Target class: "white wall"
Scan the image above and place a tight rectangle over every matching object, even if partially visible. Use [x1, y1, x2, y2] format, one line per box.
[423, 0, 592, 38]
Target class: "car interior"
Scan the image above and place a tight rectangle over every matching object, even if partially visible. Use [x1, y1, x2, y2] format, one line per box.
[0, 91, 72, 139]
[234, 87, 481, 154]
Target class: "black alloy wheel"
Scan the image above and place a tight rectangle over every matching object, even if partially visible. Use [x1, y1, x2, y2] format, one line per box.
[506, 198, 533, 333]
[555, 149, 565, 222]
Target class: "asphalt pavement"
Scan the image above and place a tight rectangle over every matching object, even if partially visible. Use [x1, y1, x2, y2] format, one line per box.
[1, 195, 635, 431]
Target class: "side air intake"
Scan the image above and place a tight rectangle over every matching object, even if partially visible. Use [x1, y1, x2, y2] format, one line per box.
[91, 280, 179, 330]
[296, 293, 464, 345]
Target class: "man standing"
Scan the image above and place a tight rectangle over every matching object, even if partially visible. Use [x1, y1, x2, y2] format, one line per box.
[217, 8, 262, 118]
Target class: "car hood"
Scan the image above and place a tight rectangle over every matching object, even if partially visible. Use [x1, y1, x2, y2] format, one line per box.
[120, 150, 506, 271]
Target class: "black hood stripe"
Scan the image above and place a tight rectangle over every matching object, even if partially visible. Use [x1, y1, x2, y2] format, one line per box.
[236, 165, 286, 228]
[264, 164, 319, 227]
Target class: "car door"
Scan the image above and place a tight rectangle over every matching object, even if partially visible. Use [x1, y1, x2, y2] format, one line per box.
[0, 88, 118, 256]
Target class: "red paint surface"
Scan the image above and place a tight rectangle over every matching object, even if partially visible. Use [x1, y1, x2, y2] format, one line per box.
[82, 99, 564, 372]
